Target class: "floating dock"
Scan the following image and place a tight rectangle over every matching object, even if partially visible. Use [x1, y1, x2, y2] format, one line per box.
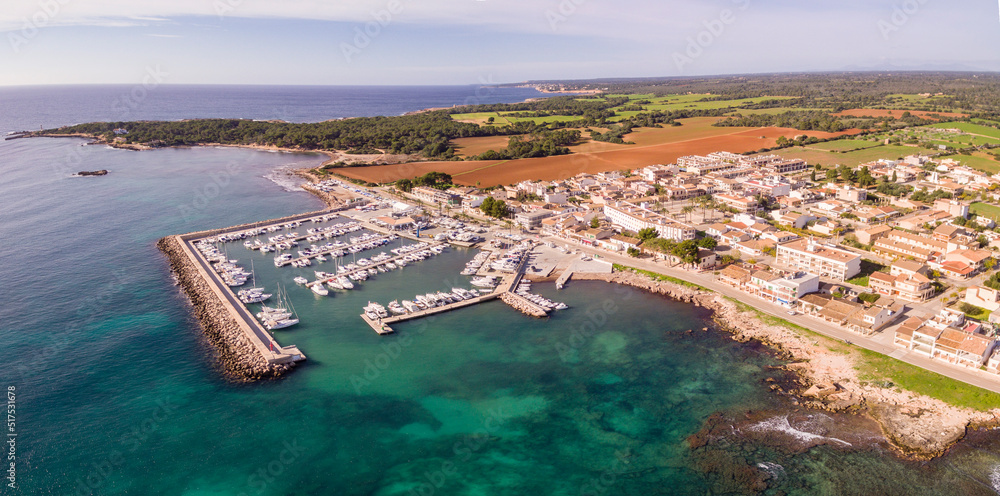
[279, 234, 395, 267]
[305, 242, 448, 289]
[360, 290, 503, 335]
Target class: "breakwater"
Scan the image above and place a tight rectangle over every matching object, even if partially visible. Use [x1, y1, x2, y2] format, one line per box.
[158, 236, 297, 380]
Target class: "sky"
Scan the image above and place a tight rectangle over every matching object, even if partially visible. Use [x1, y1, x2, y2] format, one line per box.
[1, 0, 999, 86]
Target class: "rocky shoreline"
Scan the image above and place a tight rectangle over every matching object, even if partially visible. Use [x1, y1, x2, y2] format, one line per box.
[157, 236, 294, 382]
[570, 269, 1000, 459]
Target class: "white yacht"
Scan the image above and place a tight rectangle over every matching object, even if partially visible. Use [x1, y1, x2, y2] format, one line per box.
[388, 300, 407, 315]
[293, 276, 308, 285]
[401, 300, 419, 313]
[311, 284, 329, 296]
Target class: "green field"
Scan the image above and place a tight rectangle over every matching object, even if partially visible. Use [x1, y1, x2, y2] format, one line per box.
[928, 121, 1000, 140]
[775, 144, 919, 167]
[450, 111, 585, 125]
[807, 139, 884, 152]
[971, 202, 1000, 220]
[946, 153, 1000, 174]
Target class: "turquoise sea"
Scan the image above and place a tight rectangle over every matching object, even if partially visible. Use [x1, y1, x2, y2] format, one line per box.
[4, 86, 1000, 495]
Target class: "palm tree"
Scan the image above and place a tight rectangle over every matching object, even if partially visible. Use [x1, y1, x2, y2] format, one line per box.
[681, 205, 695, 223]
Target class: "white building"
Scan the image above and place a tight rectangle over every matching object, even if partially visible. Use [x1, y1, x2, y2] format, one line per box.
[775, 238, 861, 281]
[603, 202, 696, 241]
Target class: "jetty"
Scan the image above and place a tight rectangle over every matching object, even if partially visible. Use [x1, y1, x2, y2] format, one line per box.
[277, 234, 395, 267]
[555, 263, 574, 289]
[360, 290, 502, 335]
[305, 242, 447, 290]
[360, 249, 552, 335]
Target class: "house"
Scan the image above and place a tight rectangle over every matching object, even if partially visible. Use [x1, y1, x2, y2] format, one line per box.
[964, 286, 1000, 313]
[696, 248, 717, 270]
[872, 230, 947, 261]
[514, 209, 554, 229]
[856, 225, 892, 245]
[775, 238, 861, 281]
[868, 261, 934, 302]
[601, 234, 641, 252]
[808, 220, 839, 236]
[894, 317, 925, 348]
[375, 215, 415, 231]
[834, 186, 867, 203]
[735, 239, 776, 257]
[933, 328, 997, 368]
[933, 223, 967, 242]
[769, 272, 820, 306]
[846, 305, 898, 335]
[719, 265, 752, 290]
[776, 212, 818, 229]
[716, 194, 759, 213]
[761, 231, 800, 243]
[705, 222, 731, 239]
[933, 199, 970, 219]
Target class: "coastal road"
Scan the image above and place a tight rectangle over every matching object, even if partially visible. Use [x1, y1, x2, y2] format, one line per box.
[545, 235, 1000, 395]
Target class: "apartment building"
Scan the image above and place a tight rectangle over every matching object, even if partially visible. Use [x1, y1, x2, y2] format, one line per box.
[602, 202, 696, 241]
[775, 238, 861, 281]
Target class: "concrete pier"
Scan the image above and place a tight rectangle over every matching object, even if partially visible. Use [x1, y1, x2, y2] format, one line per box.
[178, 235, 306, 365]
[279, 234, 395, 267]
[305, 242, 448, 289]
[555, 263, 574, 289]
[361, 291, 502, 334]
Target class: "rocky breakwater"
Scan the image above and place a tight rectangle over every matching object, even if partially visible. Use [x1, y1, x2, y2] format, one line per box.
[157, 236, 295, 381]
[499, 292, 549, 318]
[574, 268, 1000, 459]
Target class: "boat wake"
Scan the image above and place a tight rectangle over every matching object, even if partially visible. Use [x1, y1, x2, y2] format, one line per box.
[750, 415, 853, 447]
[264, 165, 306, 192]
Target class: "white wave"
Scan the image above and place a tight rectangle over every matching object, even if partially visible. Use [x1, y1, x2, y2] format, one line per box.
[989, 464, 1000, 493]
[263, 166, 305, 192]
[750, 415, 852, 447]
[757, 461, 785, 479]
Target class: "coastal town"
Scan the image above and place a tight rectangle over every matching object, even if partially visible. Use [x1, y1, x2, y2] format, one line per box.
[315, 147, 1000, 389]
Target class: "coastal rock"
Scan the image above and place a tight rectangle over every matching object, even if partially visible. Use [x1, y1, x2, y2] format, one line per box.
[572, 268, 1000, 460]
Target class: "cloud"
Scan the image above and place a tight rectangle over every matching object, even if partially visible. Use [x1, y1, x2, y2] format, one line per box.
[146, 33, 181, 38]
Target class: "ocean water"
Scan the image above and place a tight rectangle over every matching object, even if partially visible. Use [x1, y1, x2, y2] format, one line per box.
[4, 86, 1000, 495]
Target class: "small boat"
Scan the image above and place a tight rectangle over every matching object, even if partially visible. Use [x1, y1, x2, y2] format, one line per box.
[293, 276, 308, 285]
[388, 300, 407, 315]
[364, 301, 389, 318]
[259, 310, 293, 320]
[326, 279, 344, 290]
[338, 276, 354, 289]
[311, 284, 329, 296]
[367, 268, 378, 276]
[401, 300, 419, 313]
[265, 318, 299, 330]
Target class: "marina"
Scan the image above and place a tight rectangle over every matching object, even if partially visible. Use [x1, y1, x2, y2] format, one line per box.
[164, 192, 575, 374]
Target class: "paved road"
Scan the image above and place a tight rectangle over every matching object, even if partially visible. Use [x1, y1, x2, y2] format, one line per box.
[545, 235, 1000, 395]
